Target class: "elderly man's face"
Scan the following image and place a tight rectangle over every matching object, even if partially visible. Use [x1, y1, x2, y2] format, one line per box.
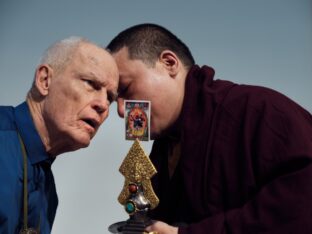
[42, 43, 118, 150]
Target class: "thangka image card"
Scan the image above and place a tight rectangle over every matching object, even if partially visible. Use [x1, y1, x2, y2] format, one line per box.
[124, 100, 151, 141]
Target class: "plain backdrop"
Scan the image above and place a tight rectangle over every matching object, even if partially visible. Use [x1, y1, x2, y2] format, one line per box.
[0, 1, 311, 233]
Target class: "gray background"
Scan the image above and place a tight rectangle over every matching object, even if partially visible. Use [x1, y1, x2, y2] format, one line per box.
[0, 1, 311, 233]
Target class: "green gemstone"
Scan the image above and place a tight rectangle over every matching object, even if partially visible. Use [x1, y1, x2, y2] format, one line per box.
[125, 201, 135, 213]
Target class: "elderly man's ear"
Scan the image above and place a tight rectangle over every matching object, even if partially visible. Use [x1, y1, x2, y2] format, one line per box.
[34, 65, 53, 96]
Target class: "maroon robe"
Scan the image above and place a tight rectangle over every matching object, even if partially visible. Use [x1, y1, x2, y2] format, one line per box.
[149, 65, 312, 233]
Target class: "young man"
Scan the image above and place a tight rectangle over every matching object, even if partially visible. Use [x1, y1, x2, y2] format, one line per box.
[0, 37, 118, 233]
[107, 24, 312, 234]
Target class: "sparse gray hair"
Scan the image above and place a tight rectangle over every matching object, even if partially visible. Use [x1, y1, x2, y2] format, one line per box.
[39, 36, 89, 74]
[28, 36, 91, 100]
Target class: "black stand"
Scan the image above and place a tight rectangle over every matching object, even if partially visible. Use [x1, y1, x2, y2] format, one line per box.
[108, 211, 152, 233]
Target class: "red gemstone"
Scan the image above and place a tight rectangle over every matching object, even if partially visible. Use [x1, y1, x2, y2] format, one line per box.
[129, 184, 138, 193]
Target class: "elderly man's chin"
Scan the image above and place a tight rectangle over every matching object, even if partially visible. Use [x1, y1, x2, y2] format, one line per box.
[71, 134, 92, 150]
[67, 130, 94, 151]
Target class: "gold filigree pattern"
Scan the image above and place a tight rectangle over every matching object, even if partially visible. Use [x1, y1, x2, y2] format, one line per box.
[118, 139, 159, 209]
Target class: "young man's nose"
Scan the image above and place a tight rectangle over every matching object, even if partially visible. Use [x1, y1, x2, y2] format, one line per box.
[117, 97, 125, 118]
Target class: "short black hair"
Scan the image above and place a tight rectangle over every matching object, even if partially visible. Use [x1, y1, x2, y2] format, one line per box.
[107, 23, 195, 69]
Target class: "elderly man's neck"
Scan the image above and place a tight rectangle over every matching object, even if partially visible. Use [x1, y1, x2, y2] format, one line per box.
[26, 97, 69, 157]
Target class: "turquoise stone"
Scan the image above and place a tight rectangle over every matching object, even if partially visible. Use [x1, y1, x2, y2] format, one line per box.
[125, 201, 135, 213]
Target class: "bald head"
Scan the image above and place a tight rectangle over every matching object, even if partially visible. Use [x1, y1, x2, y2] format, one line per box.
[39, 36, 89, 75]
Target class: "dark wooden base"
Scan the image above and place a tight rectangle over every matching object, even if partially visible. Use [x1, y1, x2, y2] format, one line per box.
[108, 212, 152, 234]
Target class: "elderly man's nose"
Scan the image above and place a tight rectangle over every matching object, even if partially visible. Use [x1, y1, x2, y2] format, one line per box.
[93, 100, 108, 114]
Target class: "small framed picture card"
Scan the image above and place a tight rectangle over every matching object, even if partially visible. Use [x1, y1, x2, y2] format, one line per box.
[124, 100, 151, 141]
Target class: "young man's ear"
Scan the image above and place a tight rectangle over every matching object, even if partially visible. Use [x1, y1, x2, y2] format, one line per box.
[34, 64, 53, 96]
[159, 50, 179, 77]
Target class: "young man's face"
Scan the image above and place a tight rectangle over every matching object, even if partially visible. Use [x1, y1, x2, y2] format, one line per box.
[112, 47, 181, 139]
[43, 43, 118, 150]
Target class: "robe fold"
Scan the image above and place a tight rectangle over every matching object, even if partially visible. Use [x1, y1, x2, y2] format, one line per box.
[149, 65, 312, 234]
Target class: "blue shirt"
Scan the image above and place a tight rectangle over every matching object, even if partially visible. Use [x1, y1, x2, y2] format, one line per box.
[0, 102, 58, 234]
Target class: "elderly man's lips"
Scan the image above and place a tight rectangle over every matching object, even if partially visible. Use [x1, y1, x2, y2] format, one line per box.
[83, 119, 95, 128]
[80, 121, 96, 136]
[81, 118, 99, 130]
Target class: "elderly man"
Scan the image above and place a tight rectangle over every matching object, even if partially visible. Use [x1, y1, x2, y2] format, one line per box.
[0, 37, 118, 233]
[107, 24, 312, 234]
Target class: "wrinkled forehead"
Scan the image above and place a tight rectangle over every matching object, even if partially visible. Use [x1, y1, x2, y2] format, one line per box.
[76, 43, 111, 65]
[74, 43, 119, 80]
